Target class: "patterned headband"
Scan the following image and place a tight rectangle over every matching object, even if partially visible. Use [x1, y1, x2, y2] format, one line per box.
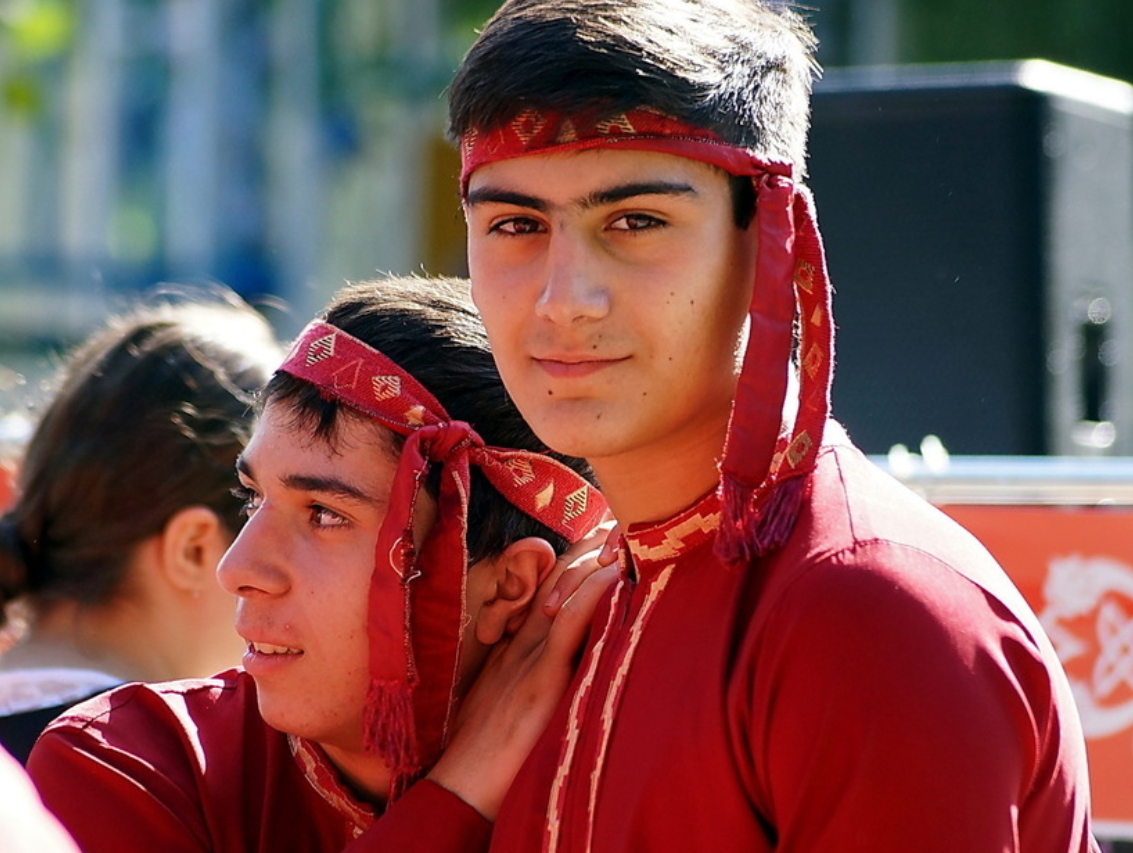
[279, 320, 607, 797]
[460, 107, 835, 563]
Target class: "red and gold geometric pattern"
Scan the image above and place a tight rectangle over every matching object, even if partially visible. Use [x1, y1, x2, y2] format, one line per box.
[278, 320, 608, 799]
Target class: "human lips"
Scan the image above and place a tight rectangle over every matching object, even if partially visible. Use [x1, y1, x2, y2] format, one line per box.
[241, 634, 305, 674]
[534, 353, 627, 379]
[249, 642, 302, 656]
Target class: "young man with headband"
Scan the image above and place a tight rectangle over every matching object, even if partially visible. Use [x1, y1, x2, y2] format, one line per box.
[26, 277, 613, 852]
[446, 1, 1099, 850]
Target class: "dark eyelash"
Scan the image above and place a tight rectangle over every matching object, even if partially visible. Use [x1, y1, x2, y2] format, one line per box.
[230, 485, 257, 515]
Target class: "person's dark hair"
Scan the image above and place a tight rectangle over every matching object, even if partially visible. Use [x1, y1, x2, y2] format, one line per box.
[261, 276, 595, 564]
[0, 287, 282, 626]
[447, 0, 818, 225]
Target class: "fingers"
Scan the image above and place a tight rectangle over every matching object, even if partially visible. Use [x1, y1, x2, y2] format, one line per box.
[598, 521, 622, 566]
[543, 517, 620, 615]
[543, 562, 619, 659]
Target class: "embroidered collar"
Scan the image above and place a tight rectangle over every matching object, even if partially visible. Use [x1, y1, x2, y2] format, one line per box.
[289, 735, 375, 838]
[623, 491, 721, 582]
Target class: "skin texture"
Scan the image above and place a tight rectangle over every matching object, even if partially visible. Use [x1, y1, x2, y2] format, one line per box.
[219, 402, 408, 799]
[218, 399, 590, 808]
[465, 148, 757, 525]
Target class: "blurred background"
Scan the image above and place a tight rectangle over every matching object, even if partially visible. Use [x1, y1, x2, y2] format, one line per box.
[3, 2, 1133, 844]
[1, 0, 1132, 455]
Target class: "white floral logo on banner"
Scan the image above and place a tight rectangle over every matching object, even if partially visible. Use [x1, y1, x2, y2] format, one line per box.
[1040, 554, 1133, 738]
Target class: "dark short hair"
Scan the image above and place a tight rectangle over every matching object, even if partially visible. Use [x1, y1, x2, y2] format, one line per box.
[448, 0, 819, 179]
[0, 287, 282, 621]
[260, 276, 595, 564]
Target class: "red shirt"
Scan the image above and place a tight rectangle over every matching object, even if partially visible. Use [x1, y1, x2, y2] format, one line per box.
[27, 670, 489, 853]
[491, 434, 1099, 852]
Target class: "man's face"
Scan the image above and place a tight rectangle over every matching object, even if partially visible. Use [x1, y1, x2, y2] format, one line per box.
[218, 402, 398, 760]
[465, 148, 756, 476]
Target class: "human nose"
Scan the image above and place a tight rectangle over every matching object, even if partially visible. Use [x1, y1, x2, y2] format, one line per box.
[217, 507, 290, 598]
[535, 231, 610, 325]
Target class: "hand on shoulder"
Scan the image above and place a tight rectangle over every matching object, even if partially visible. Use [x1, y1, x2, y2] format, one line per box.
[428, 517, 619, 819]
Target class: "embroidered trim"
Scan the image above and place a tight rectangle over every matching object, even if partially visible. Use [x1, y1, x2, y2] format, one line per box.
[624, 492, 721, 572]
[584, 564, 674, 849]
[546, 578, 629, 853]
[544, 563, 676, 853]
[288, 735, 375, 838]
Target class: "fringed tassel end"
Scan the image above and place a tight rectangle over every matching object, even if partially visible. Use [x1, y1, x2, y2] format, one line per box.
[364, 679, 420, 799]
[716, 474, 807, 565]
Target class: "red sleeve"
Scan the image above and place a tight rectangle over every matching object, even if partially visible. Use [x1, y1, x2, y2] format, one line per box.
[345, 780, 491, 853]
[29, 684, 492, 853]
[28, 720, 213, 853]
[742, 540, 1087, 852]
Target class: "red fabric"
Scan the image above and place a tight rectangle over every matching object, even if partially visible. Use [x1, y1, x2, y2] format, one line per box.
[489, 430, 1100, 853]
[279, 322, 607, 795]
[459, 107, 834, 563]
[26, 670, 490, 853]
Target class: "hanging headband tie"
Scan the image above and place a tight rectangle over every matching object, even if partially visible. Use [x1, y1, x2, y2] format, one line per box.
[278, 320, 607, 798]
[460, 106, 835, 564]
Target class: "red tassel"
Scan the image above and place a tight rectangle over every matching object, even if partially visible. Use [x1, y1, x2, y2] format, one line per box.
[363, 679, 419, 785]
[716, 474, 806, 565]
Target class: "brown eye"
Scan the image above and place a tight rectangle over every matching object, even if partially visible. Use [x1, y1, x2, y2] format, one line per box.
[492, 216, 544, 235]
[610, 213, 664, 231]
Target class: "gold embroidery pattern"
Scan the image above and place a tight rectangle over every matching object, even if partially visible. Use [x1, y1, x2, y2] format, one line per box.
[801, 342, 824, 379]
[563, 486, 590, 522]
[546, 579, 629, 853]
[535, 481, 555, 511]
[288, 735, 373, 836]
[794, 259, 815, 293]
[372, 374, 401, 401]
[512, 108, 548, 144]
[585, 565, 674, 850]
[554, 117, 578, 143]
[306, 332, 336, 365]
[785, 430, 813, 468]
[628, 508, 720, 563]
[595, 113, 637, 135]
[462, 127, 479, 158]
[504, 457, 536, 486]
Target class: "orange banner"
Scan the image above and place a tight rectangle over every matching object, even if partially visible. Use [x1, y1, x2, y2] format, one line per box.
[942, 504, 1133, 839]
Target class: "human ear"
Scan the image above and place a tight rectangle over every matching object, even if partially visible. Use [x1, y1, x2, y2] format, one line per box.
[159, 506, 230, 597]
[472, 537, 556, 645]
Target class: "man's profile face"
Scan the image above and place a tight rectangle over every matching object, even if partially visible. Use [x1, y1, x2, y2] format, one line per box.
[465, 147, 756, 469]
[218, 402, 397, 760]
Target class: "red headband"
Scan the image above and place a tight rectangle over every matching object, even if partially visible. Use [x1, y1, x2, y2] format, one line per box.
[461, 107, 834, 564]
[278, 321, 607, 798]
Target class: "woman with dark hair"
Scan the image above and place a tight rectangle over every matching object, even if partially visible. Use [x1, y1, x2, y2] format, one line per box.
[0, 286, 283, 763]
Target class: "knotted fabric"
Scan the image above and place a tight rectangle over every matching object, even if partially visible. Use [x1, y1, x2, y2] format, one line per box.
[279, 321, 607, 799]
[460, 107, 835, 564]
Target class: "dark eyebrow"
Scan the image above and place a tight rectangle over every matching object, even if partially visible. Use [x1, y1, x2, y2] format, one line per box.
[582, 181, 697, 208]
[465, 186, 548, 211]
[282, 474, 386, 507]
[235, 454, 386, 507]
[465, 180, 697, 213]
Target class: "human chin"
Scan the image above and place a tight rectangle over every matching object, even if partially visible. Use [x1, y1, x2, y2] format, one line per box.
[523, 396, 618, 459]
